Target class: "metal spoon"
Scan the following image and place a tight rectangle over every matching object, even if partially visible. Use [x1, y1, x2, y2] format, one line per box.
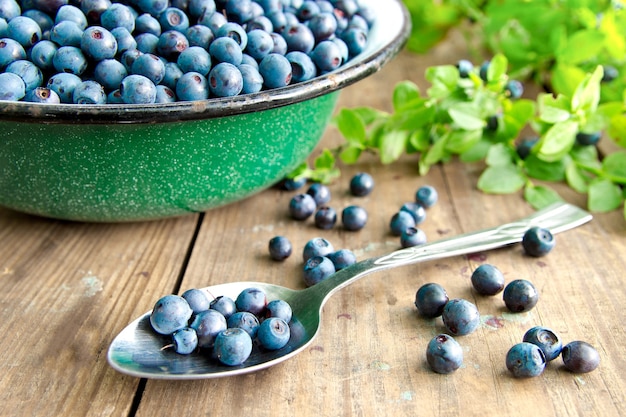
[107, 202, 591, 380]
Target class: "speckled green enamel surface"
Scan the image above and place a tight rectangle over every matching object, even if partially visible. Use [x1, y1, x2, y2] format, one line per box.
[0, 92, 338, 222]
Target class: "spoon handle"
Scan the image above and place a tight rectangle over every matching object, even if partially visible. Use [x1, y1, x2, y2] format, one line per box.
[311, 202, 592, 302]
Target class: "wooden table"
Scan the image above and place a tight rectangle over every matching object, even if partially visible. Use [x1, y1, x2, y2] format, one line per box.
[1, 39, 625, 417]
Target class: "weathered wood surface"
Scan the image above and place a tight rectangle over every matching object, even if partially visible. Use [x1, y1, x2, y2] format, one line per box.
[1, 41, 625, 417]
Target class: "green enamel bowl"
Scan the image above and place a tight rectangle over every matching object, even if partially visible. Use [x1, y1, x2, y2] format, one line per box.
[0, 0, 410, 222]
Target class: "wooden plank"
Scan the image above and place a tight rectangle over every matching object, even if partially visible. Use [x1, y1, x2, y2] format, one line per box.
[0, 208, 199, 416]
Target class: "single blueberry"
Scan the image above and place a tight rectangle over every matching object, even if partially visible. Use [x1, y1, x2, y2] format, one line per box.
[176, 71, 208, 101]
[259, 52, 292, 88]
[285, 50, 316, 82]
[561, 341, 600, 373]
[177, 45, 211, 76]
[0, 71, 25, 101]
[400, 227, 427, 248]
[342, 205, 367, 231]
[209, 36, 243, 65]
[210, 295, 237, 319]
[47, 72, 82, 103]
[415, 283, 449, 318]
[349, 172, 374, 196]
[505, 79, 524, 99]
[171, 327, 198, 354]
[80, 26, 117, 61]
[120, 74, 157, 104]
[256, 317, 291, 350]
[308, 12, 337, 41]
[456, 59, 473, 78]
[155, 85, 176, 102]
[575, 131, 601, 146]
[269, 235, 292, 261]
[310, 39, 342, 72]
[523, 326, 562, 362]
[7, 16, 42, 49]
[214, 328, 253, 366]
[289, 193, 316, 220]
[157, 30, 189, 61]
[181, 288, 211, 313]
[276, 176, 306, 190]
[442, 298, 480, 336]
[306, 183, 331, 206]
[94, 58, 127, 91]
[52, 45, 87, 75]
[235, 287, 267, 316]
[522, 226, 555, 257]
[227, 311, 260, 338]
[244, 28, 273, 60]
[415, 185, 438, 208]
[303, 255, 335, 286]
[208, 62, 243, 97]
[426, 334, 463, 374]
[470, 264, 505, 295]
[389, 210, 416, 236]
[266, 299, 293, 323]
[340, 27, 367, 57]
[100, 3, 135, 32]
[72, 80, 106, 104]
[135, 32, 160, 54]
[503, 279, 539, 312]
[314, 206, 337, 229]
[400, 202, 426, 225]
[149, 294, 193, 335]
[135, 13, 162, 36]
[302, 236, 334, 261]
[132, 53, 166, 84]
[282, 23, 315, 53]
[506, 342, 546, 378]
[185, 24, 214, 49]
[159, 7, 190, 32]
[30, 40, 58, 71]
[516, 136, 539, 160]
[24, 86, 61, 103]
[239, 63, 263, 94]
[5, 59, 42, 92]
[189, 309, 227, 348]
[327, 249, 357, 271]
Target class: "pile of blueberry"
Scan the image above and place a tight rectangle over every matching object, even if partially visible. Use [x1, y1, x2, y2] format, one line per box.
[0, 0, 374, 103]
[388, 184, 437, 248]
[150, 286, 293, 366]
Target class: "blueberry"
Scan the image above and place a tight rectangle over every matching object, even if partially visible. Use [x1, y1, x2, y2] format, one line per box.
[400, 202, 426, 225]
[73, 80, 106, 104]
[303, 237, 334, 261]
[602, 65, 618, 82]
[349, 172, 374, 196]
[22, 11, 52, 37]
[308, 12, 337, 41]
[303, 255, 335, 286]
[208, 295, 236, 319]
[171, 327, 198, 354]
[486, 114, 499, 131]
[282, 23, 315, 53]
[479, 60, 490, 81]
[285, 50, 316, 82]
[269, 31, 287, 54]
[561, 341, 600, 373]
[189, 309, 227, 348]
[100, 3, 135, 32]
[296, 1, 320, 21]
[120, 74, 157, 104]
[7, 16, 42, 49]
[470, 264, 505, 295]
[456, 59, 473, 78]
[135, 13, 162, 36]
[177, 45, 211, 76]
[505, 79, 524, 99]
[266, 299, 293, 323]
[107, 89, 124, 103]
[136, 33, 160, 55]
[0, 71, 25, 100]
[389, 210, 416, 236]
[185, 24, 214, 49]
[81, 0, 112, 23]
[93, 58, 127, 91]
[442, 298, 480, 336]
[314, 206, 337, 229]
[306, 183, 331, 206]
[24, 86, 61, 103]
[188, 0, 217, 19]
[235, 287, 267, 316]
[523, 326, 562, 362]
[208, 62, 243, 97]
[0, 0, 20, 21]
[522, 226, 555, 257]
[162, 61, 184, 90]
[176, 71, 208, 101]
[503, 279, 539, 312]
[209, 36, 243, 65]
[259, 52, 292, 88]
[426, 334, 463, 374]
[227, 311, 260, 338]
[224, 0, 255, 24]
[137, 0, 169, 17]
[181, 288, 211, 313]
[515, 136, 538, 159]
[415, 185, 438, 208]
[310, 40, 342, 72]
[149, 294, 193, 335]
[52, 45, 87, 75]
[81, 26, 117, 61]
[506, 342, 546, 378]
[342, 205, 367, 231]
[340, 27, 367, 57]
[155, 85, 176, 103]
[214, 328, 253, 366]
[159, 7, 190, 32]
[47, 72, 82, 103]
[575, 131, 601, 146]
[268, 235, 292, 261]
[256, 317, 290, 350]
[289, 193, 316, 220]
[400, 227, 427, 248]
[276, 176, 306, 190]
[5, 59, 42, 92]
[415, 283, 448, 318]
[327, 249, 356, 271]
[157, 30, 189, 61]
[0, 37, 25, 69]
[244, 28, 273, 60]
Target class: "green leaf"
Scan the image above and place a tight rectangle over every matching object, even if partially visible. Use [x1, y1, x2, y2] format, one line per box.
[486, 53, 508, 84]
[486, 143, 515, 166]
[536, 120, 578, 162]
[588, 178, 623, 212]
[524, 184, 563, 209]
[334, 108, 366, 146]
[557, 30, 606, 65]
[524, 154, 567, 181]
[607, 113, 626, 148]
[408, 129, 430, 152]
[565, 162, 590, 193]
[392, 102, 436, 131]
[419, 133, 448, 175]
[537, 93, 571, 123]
[393, 81, 421, 111]
[314, 148, 335, 170]
[379, 129, 408, 164]
[425, 65, 459, 98]
[477, 164, 526, 194]
[446, 129, 482, 154]
[460, 139, 492, 163]
[339, 146, 362, 165]
[571, 66, 603, 114]
[551, 63, 586, 97]
[448, 103, 487, 130]
[602, 151, 626, 184]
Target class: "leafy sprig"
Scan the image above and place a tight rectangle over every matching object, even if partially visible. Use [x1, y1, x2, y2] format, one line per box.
[290, 55, 626, 220]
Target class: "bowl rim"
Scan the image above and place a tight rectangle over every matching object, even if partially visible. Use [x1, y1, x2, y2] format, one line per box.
[0, 0, 411, 124]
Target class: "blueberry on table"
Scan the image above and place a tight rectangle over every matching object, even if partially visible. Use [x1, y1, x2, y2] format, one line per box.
[470, 264, 505, 295]
[506, 342, 546, 378]
[415, 283, 449, 318]
[389, 210, 416, 237]
[149, 294, 193, 335]
[289, 193, 316, 220]
[303, 237, 335, 261]
[314, 206, 337, 229]
[256, 317, 291, 350]
[415, 185, 438, 208]
[503, 279, 539, 312]
[522, 226, 555, 257]
[303, 255, 336, 286]
[400, 227, 427, 248]
[442, 298, 480, 336]
[327, 249, 357, 271]
[523, 326, 562, 362]
[426, 334, 463, 374]
[213, 328, 253, 366]
[189, 309, 227, 349]
[268, 235, 292, 261]
[561, 341, 600, 373]
[171, 327, 198, 355]
[349, 172, 374, 196]
[235, 287, 267, 316]
[227, 311, 260, 338]
[400, 202, 426, 225]
[306, 183, 331, 206]
[342, 205, 368, 231]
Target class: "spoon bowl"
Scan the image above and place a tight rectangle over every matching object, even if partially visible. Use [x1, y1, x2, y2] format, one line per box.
[108, 202, 592, 379]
